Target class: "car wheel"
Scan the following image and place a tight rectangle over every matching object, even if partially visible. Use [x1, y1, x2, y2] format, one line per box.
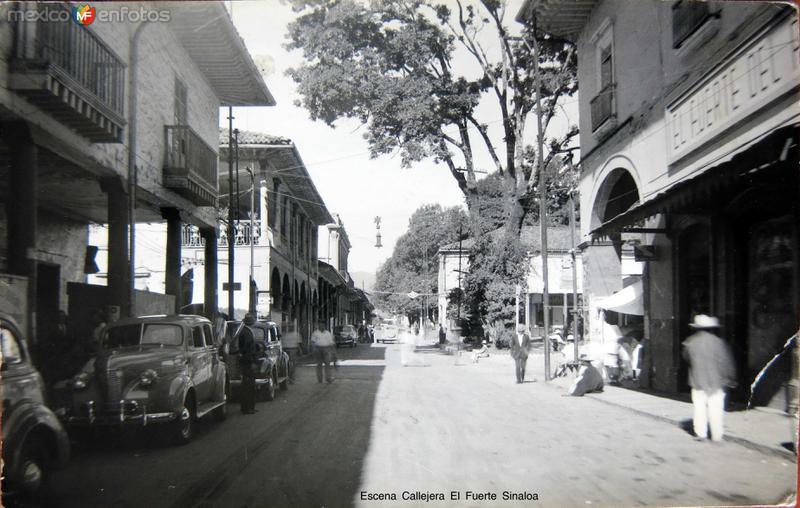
[213, 380, 229, 422]
[14, 435, 50, 503]
[172, 395, 194, 445]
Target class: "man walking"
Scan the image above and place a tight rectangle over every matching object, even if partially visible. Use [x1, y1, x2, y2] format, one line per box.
[282, 324, 301, 383]
[682, 314, 736, 442]
[238, 313, 258, 414]
[510, 324, 531, 384]
[311, 322, 335, 384]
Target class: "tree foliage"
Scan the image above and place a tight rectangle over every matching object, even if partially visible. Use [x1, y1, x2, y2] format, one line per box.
[286, 0, 578, 233]
[374, 205, 468, 317]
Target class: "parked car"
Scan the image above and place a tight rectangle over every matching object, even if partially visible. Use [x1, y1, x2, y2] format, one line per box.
[55, 315, 228, 445]
[223, 320, 289, 401]
[1, 313, 70, 502]
[334, 325, 358, 348]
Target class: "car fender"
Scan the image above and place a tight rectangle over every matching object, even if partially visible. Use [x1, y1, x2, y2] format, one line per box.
[279, 352, 290, 377]
[168, 373, 194, 412]
[213, 361, 228, 400]
[3, 399, 70, 473]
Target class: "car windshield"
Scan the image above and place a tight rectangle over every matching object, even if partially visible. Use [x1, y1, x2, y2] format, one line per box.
[104, 323, 183, 349]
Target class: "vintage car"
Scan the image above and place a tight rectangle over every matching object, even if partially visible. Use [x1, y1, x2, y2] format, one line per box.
[1, 313, 70, 502]
[334, 325, 358, 348]
[224, 320, 289, 401]
[56, 315, 228, 445]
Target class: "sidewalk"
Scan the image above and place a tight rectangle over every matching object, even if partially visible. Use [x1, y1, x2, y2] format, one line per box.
[542, 356, 798, 460]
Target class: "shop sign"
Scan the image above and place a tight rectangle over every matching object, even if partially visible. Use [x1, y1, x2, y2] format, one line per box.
[666, 16, 799, 163]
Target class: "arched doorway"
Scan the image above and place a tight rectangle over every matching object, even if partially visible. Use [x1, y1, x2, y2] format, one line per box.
[281, 274, 291, 332]
[270, 268, 281, 319]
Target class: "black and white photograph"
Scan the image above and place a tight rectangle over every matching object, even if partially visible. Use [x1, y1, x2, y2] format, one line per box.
[0, 0, 798, 507]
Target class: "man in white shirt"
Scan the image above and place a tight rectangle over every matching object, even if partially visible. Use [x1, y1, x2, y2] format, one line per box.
[311, 322, 335, 383]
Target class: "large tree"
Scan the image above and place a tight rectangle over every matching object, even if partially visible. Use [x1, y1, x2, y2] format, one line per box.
[286, 0, 578, 238]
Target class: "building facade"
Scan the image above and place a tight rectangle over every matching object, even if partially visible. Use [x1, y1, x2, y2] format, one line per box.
[437, 225, 584, 336]
[0, 3, 272, 360]
[521, 0, 799, 409]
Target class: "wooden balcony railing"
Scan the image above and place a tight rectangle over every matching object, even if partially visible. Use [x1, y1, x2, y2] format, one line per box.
[590, 84, 616, 133]
[164, 125, 218, 206]
[9, 3, 125, 142]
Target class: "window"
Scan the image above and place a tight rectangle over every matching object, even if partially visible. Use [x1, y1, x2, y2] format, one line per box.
[672, 1, 714, 49]
[590, 19, 616, 133]
[281, 197, 288, 238]
[269, 179, 279, 229]
[204, 324, 215, 346]
[174, 78, 187, 125]
[191, 326, 206, 348]
[0, 326, 23, 366]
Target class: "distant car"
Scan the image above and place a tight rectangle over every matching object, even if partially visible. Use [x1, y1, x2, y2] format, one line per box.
[1, 313, 70, 502]
[334, 325, 358, 348]
[378, 321, 398, 343]
[224, 320, 289, 401]
[56, 315, 228, 445]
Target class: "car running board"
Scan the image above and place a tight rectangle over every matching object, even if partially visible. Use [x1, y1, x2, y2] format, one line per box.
[195, 400, 226, 419]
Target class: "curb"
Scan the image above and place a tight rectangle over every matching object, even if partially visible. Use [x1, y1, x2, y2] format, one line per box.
[543, 378, 797, 461]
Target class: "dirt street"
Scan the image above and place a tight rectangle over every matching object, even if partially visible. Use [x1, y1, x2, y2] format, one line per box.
[48, 333, 796, 508]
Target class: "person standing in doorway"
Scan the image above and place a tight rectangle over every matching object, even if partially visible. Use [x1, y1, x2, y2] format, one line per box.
[438, 324, 447, 346]
[311, 322, 335, 383]
[238, 313, 258, 414]
[682, 314, 736, 442]
[511, 324, 531, 384]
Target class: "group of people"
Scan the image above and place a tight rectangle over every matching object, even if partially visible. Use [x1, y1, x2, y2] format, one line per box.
[507, 315, 736, 442]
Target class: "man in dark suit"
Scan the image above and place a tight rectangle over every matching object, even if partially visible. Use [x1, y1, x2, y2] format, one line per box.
[510, 324, 530, 383]
[238, 313, 258, 414]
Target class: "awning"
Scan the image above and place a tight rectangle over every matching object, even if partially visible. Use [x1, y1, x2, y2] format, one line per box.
[597, 281, 643, 316]
[590, 123, 799, 240]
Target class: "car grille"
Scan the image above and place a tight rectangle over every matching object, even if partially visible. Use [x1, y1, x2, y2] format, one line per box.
[106, 369, 122, 402]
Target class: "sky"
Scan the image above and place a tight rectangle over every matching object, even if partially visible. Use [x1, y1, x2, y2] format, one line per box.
[222, 0, 577, 275]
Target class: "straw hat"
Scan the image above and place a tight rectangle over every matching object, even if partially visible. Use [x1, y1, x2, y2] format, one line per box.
[689, 314, 721, 329]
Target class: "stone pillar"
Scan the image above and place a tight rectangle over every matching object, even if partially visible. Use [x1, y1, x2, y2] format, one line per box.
[201, 227, 218, 318]
[6, 122, 38, 342]
[162, 208, 182, 313]
[103, 178, 129, 318]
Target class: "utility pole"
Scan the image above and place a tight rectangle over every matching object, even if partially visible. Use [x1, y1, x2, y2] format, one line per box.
[247, 167, 255, 314]
[227, 108, 235, 318]
[457, 225, 462, 322]
[569, 178, 579, 366]
[532, 25, 552, 381]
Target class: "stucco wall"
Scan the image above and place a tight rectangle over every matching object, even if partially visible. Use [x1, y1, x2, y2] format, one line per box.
[37, 211, 88, 312]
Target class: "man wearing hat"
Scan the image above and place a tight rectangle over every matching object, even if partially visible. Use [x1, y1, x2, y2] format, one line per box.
[682, 314, 736, 442]
[238, 313, 258, 414]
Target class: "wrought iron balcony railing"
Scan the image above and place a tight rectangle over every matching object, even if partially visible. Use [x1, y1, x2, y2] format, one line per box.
[182, 221, 265, 248]
[9, 3, 125, 142]
[164, 126, 218, 206]
[590, 84, 616, 133]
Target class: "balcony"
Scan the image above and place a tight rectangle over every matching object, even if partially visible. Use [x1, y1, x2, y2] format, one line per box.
[590, 84, 617, 137]
[164, 126, 218, 206]
[182, 221, 266, 249]
[9, 3, 125, 142]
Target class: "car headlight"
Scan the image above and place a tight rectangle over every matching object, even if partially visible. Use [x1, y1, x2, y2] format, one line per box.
[72, 372, 90, 390]
[139, 369, 158, 388]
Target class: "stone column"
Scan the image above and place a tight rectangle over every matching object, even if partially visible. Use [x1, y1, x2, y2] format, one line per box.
[201, 227, 218, 318]
[103, 177, 129, 318]
[6, 122, 38, 342]
[162, 208, 182, 313]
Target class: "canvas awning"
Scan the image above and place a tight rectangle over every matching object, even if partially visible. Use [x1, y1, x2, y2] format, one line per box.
[597, 281, 643, 316]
